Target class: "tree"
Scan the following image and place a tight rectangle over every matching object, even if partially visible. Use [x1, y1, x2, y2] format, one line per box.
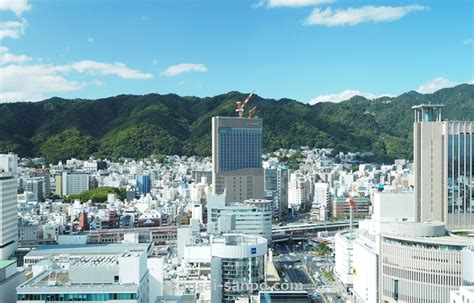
[313, 242, 331, 256]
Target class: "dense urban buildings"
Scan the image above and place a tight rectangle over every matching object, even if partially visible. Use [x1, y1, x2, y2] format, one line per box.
[0, 104, 472, 303]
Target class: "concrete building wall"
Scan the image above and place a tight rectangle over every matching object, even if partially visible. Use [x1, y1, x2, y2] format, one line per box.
[380, 235, 464, 303]
[352, 234, 378, 303]
[0, 174, 18, 259]
[414, 117, 474, 229]
[334, 231, 354, 286]
[372, 192, 415, 223]
[0, 261, 24, 303]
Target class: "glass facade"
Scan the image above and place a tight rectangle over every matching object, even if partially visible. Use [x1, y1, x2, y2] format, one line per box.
[221, 256, 265, 303]
[17, 293, 138, 301]
[447, 123, 474, 226]
[259, 292, 310, 303]
[218, 127, 262, 173]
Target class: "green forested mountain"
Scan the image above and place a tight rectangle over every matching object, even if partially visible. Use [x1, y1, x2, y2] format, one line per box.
[1, 84, 473, 164]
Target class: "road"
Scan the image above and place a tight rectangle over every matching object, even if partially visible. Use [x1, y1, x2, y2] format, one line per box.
[273, 240, 346, 303]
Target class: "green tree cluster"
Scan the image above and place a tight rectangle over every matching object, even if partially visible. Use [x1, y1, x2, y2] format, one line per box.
[64, 187, 125, 203]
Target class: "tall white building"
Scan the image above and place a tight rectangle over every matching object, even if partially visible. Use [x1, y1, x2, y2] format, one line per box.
[288, 173, 312, 211]
[312, 182, 330, 221]
[0, 153, 18, 259]
[413, 104, 474, 229]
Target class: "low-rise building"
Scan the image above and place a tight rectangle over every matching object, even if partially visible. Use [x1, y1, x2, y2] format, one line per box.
[17, 244, 151, 303]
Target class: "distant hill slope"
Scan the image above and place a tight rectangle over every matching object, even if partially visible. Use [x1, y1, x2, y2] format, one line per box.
[1, 84, 473, 164]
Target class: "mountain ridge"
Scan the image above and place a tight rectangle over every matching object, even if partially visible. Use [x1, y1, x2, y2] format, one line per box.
[1, 84, 473, 164]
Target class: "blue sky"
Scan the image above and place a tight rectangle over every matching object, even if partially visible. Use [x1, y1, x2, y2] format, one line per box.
[0, 0, 472, 103]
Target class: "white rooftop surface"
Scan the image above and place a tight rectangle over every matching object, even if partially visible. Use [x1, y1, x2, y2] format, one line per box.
[25, 243, 151, 257]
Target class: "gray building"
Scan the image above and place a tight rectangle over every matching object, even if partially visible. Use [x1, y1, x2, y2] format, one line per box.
[264, 166, 288, 221]
[413, 104, 474, 229]
[24, 177, 44, 202]
[212, 116, 264, 203]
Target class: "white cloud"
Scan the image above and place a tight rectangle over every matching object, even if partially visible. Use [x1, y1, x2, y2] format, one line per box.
[309, 78, 472, 104]
[0, 47, 31, 64]
[160, 63, 208, 77]
[463, 38, 473, 45]
[303, 4, 426, 26]
[309, 89, 394, 104]
[417, 77, 459, 94]
[0, 59, 153, 102]
[0, 18, 27, 39]
[267, 0, 333, 8]
[62, 60, 153, 79]
[0, 0, 31, 16]
[0, 64, 85, 102]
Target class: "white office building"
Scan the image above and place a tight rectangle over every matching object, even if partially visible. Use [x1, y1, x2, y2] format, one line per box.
[312, 182, 330, 221]
[450, 286, 474, 303]
[335, 191, 474, 303]
[207, 195, 273, 243]
[210, 234, 267, 303]
[412, 104, 474, 229]
[334, 230, 355, 287]
[62, 172, 90, 196]
[0, 153, 18, 259]
[288, 173, 312, 211]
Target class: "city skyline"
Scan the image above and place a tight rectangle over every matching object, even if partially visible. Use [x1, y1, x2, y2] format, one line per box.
[0, 0, 473, 103]
[1, 0, 473, 302]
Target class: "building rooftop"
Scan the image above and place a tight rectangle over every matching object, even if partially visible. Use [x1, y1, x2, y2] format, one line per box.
[383, 233, 474, 248]
[26, 243, 150, 258]
[17, 270, 139, 293]
[411, 104, 445, 109]
[0, 259, 15, 269]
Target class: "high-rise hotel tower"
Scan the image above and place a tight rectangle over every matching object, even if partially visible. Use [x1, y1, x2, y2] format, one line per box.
[413, 104, 474, 229]
[212, 116, 264, 203]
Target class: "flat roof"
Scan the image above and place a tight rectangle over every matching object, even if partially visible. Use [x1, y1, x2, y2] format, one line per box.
[25, 243, 150, 257]
[411, 104, 445, 109]
[383, 234, 473, 247]
[17, 270, 139, 293]
[0, 259, 15, 269]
